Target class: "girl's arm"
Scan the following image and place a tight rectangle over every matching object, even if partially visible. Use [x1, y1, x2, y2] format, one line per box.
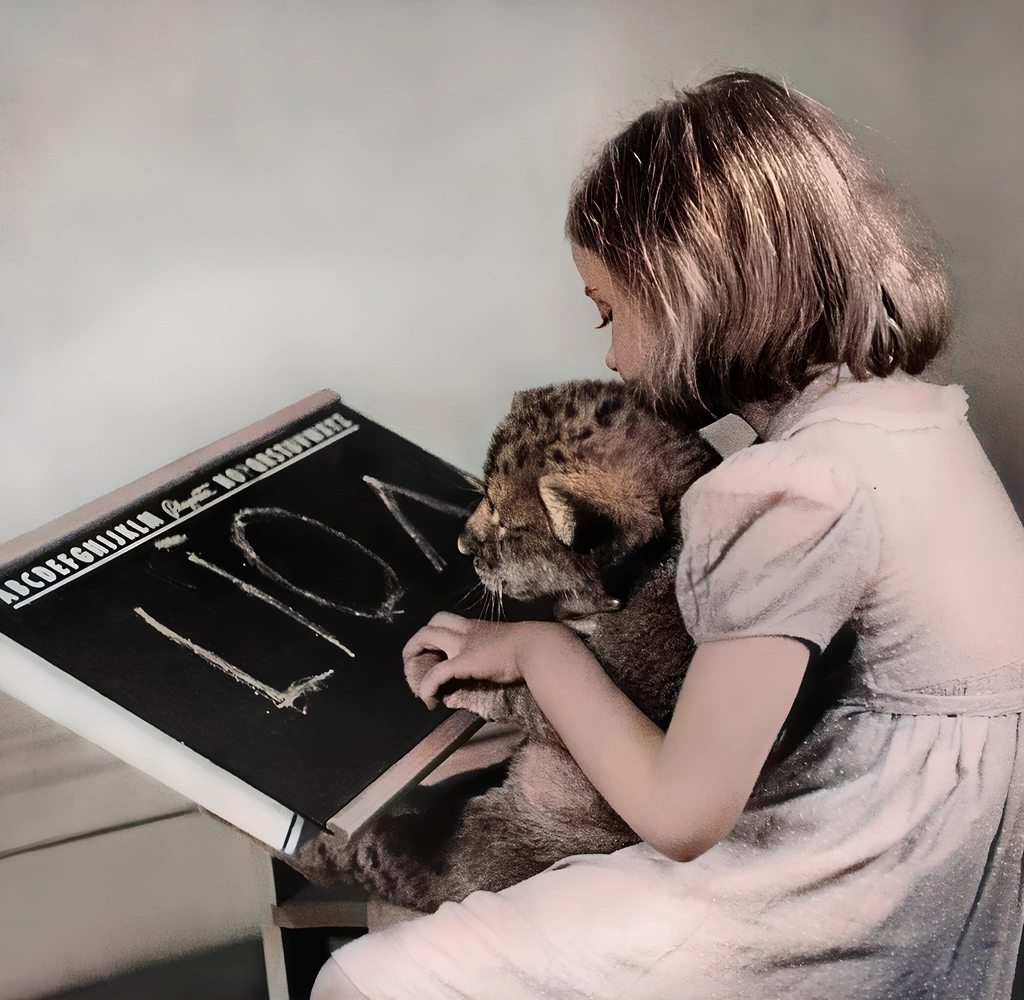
[405, 615, 808, 862]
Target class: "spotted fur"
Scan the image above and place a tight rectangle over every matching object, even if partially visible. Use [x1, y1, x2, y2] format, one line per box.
[286, 381, 719, 912]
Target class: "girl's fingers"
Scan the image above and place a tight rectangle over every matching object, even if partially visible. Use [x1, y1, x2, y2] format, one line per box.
[401, 623, 465, 664]
[403, 649, 446, 695]
[401, 616, 526, 705]
[402, 620, 472, 698]
[418, 655, 482, 709]
[428, 611, 472, 632]
[404, 652, 449, 707]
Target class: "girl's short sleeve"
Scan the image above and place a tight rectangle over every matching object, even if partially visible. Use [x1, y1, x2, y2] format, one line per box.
[676, 442, 880, 650]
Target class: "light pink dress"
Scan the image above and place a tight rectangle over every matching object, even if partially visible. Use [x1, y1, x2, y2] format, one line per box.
[331, 369, 1024, 999]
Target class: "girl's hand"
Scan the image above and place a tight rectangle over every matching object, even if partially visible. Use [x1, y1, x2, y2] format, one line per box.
[402, 612, 568, 709]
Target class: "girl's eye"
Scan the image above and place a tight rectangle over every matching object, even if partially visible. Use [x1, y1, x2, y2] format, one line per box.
[596, 308, 613, 329]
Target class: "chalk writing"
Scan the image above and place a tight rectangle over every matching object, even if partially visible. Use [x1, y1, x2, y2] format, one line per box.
[232, 507, 404, 622]
[362, 476, 473, 573]
[134, 475, 469, 713]
[134, 607, 334, 713]
[185, 552, 354, 657]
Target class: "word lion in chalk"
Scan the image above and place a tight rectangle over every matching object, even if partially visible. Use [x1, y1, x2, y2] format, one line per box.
[136, 476, 472, 714]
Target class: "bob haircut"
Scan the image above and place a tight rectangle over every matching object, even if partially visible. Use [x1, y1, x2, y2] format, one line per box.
[566, 71, 952, 418]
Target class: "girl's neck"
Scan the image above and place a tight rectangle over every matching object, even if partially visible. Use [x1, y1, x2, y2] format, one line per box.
[737, 366, 851, 440]
[737, 397, 790, 439]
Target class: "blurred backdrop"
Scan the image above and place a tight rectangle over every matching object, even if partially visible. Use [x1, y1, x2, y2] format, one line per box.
[1, 0, 1021, 546]
[0, 1, 1021, 996]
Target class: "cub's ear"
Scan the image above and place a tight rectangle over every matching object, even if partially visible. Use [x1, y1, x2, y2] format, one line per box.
[537, 470, 663, 552]
[537, 476, 578, 547]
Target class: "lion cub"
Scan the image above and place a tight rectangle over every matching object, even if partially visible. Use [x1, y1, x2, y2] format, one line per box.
[448, 379, 717, 737]
[282, 381, 717, 910]
[296, 380, 717, 913]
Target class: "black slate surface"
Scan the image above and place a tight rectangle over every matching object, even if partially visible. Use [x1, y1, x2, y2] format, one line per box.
[0, 398, 484, 828]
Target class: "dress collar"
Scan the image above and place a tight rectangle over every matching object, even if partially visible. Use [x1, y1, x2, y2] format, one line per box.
[752, 367, 969, 443]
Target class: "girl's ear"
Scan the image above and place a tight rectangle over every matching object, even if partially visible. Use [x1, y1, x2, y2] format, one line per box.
[537, 470, 664, 552]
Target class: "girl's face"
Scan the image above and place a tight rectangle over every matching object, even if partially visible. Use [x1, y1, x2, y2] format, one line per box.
[571, 246, 648, 383]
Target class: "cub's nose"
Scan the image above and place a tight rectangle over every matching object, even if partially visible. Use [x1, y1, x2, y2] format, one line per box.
[458, 498, 492, 555]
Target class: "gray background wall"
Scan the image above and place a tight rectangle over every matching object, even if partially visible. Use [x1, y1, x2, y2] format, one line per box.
[1, 0, 1021, 545]
[0, 1, 1021, 995]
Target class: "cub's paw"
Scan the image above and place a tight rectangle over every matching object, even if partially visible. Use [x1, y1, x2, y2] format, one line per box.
[441, 682, 512, 719]
[278, 827, 359, 887]
[347, 760, 514, 911]
[348, 820, 424, 905]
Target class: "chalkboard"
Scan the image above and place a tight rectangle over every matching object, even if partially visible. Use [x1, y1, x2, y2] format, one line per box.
[0, 391, 487, 848]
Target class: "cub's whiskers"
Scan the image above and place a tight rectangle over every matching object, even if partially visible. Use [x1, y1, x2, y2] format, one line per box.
[450, 580, 486, 615]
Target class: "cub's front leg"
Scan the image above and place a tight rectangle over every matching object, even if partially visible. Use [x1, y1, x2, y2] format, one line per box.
[272, 756, 514, 895]
[351, 740, 638, 913]
[441, 680, 560, 743]
[277, 686, 546, 897]
[348, 758, 515, 912]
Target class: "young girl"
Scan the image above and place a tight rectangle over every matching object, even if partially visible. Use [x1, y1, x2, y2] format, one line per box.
[313, 72, 1024, 999]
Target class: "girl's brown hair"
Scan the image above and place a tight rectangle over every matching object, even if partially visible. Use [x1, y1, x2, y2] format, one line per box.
[566, 71, 952, 418]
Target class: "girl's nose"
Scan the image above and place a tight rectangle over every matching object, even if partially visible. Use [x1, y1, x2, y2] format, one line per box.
[605, 344, 618, 372]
